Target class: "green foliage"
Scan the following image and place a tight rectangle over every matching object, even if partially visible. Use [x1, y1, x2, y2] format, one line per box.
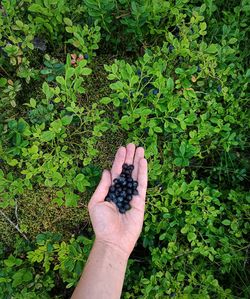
[0, 0, 249, 298]
[0, 233, 93, 298]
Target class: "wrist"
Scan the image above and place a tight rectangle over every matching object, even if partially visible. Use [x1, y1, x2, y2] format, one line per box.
[94, 238, 130, 261]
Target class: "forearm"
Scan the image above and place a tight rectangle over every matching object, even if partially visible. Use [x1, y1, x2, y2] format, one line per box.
[71, 239, 129, 299]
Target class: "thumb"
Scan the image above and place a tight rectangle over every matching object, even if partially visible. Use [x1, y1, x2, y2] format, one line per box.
[88, 169, 111, 208]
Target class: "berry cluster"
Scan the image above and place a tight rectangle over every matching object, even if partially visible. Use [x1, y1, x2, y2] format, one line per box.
[105, 164, 139, 214]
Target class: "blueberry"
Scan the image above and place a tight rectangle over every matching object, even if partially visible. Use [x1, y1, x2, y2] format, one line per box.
[197, 65, 201, 72]
[115, 190, 120, 196]
[115, 183, 121, 188]
[113, 179, 118, 184]
[133, 181, 138, 188]
[128, 165, 134, 171]
[123, 98, 128, 103]
[117, 196, 123, 202]
[113, 197, 118, 204]
[147, 83, 154, 89]
[119, 176, 126, 183]
[84, 54, 89, 59]
[143, 92, 148, 97]
[127, 183, 133, 188]
[110, 193, 116, 200]
[142, 77, 149, 83]
[123, 163, 129, 169]
[117, 202, 123, 208]
[120, 191, 126, 197]
[153, 89, 159, 95]
[137, 69, 141, 76]
[127, 189, 132, 195]
[127, 195, 132, 201]
[119, 208, 126, 214]
[169, 45, 174, 52]
[118, 187, 122, 192]
[109, 186, 115, 192]
[124, 204, 131, 211]
[120, 173, 126, 177]
[127, 178, 133, 183]
[133, 189, 139, 195]
[105, 196, 111, 202]
[144, 127, 149, 133]
[217, 85, 222, 92]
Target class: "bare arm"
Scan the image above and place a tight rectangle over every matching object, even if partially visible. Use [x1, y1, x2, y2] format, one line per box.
[71, 143, 148, 299]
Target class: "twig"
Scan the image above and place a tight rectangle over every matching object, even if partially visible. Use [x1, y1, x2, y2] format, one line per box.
[0, 209, 29, 241]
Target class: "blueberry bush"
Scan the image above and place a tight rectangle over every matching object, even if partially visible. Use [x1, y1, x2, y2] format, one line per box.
[0, 0, 249, 298]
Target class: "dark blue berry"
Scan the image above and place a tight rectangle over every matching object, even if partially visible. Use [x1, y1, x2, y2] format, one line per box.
[117, 196, 123, 202]
[105, 196, 111, 202]
[123, 98, 128, 103]
[109, 186, 115, 192]
[124, 204, 131, 211]
[119, 208, 126, 214]
[117, 202, 123, 208]
[143, 92, 148, 97]
[197, 65, 201, 72]
[133, 189, 139, 195]
[169, 45, 174, 52]
[127, 183, 133, 188]
[127, 178, 133, 183]
[217, 85, 222, 92]
[110, 193, 116, 200]
[120, 191, 126, 197]
[127, 189, 132, 195]
[153, 89, 159, 95]
[133, 181, 138, 188]
[84, 54, 89, 59]
[147, 83, 154, 89]
[142, 77, 149, 83]
[128, 165, 134, 171]
[113, 179, 118, 184]
[137, 69, 141, 76]
[127, 195, 132, 201]
[144, 127, 149, 133]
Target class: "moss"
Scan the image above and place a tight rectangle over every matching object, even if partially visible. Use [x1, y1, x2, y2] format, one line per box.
[0, 188, 90, 246]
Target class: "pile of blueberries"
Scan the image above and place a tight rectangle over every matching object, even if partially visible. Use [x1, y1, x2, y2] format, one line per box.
[105, 163, 139, 214]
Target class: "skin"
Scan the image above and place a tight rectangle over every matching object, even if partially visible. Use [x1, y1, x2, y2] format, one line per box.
[71, 143, 148, 299]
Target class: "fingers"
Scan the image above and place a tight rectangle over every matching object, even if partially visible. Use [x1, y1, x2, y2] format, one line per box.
[88, 170, 111, 210]
[132, 147, 145, 180]
[124, 143, 136, 165]
[111, 146, 126, 181]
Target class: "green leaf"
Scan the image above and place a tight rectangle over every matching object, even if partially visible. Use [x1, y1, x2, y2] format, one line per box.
[40, 131, 55, 142]
[187, 232, 196, 242]
[222, 219, 231, 226]
[81, 68, 92, 76]
[100, 97, 112, 104]
[61, 115, 73, 126]
[166, 77, 174, 91]
[205, 44, 218, 54]
[64, 17, 73, 26]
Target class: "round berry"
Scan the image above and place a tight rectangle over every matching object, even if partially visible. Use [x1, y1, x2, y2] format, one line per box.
[133, 189, 139, 195]
[117, 196, 123, 202]
[119, 208, 126, 214]
[127, 195, 132, 201]
[127, 189, 132, 195]
[127, 183, 133, 188]
[124, 204, 131, 211]
[133, 181, 138, 188]
[109, 186, 115, 192]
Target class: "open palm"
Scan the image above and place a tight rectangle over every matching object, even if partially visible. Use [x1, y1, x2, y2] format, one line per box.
[88, 143, 148, 257]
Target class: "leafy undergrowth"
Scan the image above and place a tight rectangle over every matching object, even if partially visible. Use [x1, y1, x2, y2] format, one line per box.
[0, 0, 249, 298]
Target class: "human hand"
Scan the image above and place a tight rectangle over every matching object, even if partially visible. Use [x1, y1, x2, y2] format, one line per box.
[88, 143, 148, 258]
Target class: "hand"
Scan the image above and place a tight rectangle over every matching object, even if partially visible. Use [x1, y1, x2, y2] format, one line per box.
[88, 143, 148, 258]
